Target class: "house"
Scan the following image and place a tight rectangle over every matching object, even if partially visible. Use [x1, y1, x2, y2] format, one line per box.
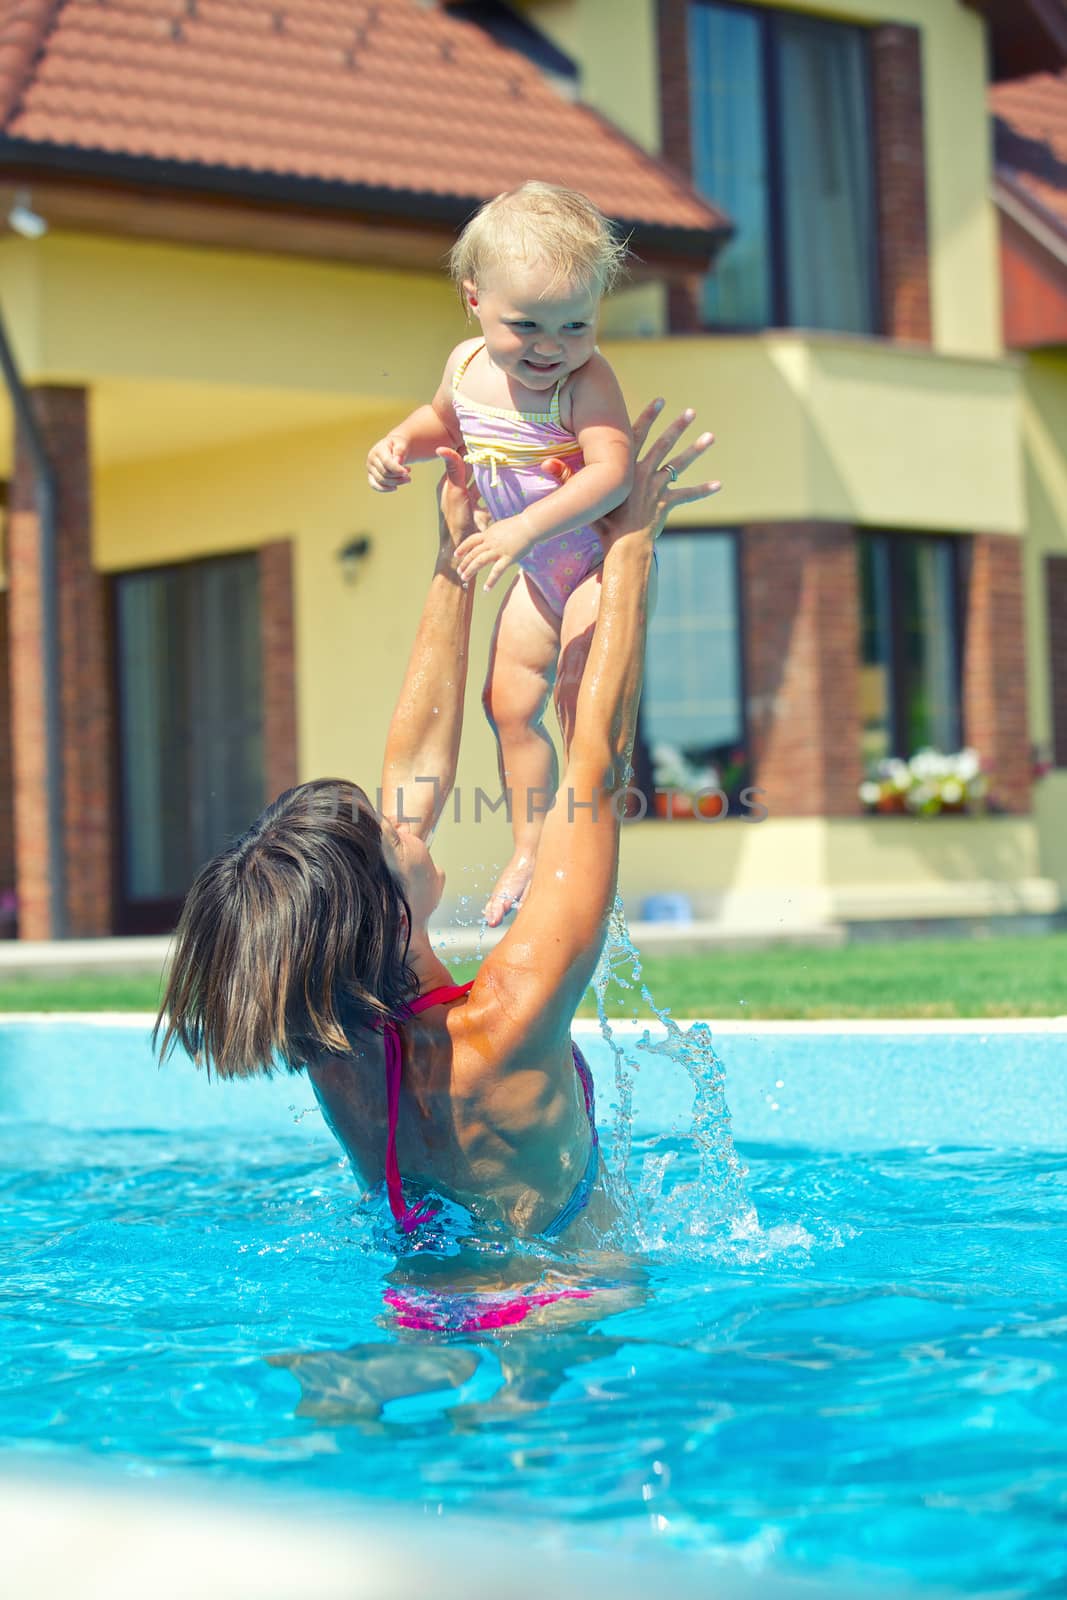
[0, 0, 1059, 940]
[988, 18, 1067, 918]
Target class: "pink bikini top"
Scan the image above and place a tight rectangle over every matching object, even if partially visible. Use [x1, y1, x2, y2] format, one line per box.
[382, 982, 474, 1233]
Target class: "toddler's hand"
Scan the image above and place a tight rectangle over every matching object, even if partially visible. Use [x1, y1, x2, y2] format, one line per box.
[367, 435, 412, 492]
[453, 513, 534, 591]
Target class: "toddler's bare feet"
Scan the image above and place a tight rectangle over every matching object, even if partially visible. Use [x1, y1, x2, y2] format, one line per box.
[484, 852, 535, 927]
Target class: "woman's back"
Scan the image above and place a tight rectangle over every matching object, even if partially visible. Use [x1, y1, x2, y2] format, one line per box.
[306, 984, 606, 1240]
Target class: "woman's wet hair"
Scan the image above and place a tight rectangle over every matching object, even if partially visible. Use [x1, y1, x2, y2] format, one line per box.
[153, 780, 417, 1078]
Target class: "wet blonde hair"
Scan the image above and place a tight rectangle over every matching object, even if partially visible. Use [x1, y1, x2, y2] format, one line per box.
[448, 180, 629, 305]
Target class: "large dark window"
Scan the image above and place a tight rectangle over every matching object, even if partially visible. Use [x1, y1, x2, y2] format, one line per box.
[637, 530, 748, 809]
[859, 533, 962, 768]
[113, 553, 264, 932]
[689, 0, 879, 334]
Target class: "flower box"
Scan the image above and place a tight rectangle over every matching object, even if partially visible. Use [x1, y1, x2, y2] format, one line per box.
[859, 748, 989, 817]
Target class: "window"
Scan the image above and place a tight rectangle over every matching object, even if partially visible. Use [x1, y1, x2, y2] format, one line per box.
[1047, 554, 1067, 769]
[636, 530, 748, 810]
[113, 553, 264, 931]
[859, 533, 962, 768]
[689, 0, 879, 334]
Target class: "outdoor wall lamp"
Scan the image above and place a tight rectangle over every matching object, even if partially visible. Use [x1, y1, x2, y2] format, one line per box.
[337, 533, 373, 584]
[8, 189, 47, 240]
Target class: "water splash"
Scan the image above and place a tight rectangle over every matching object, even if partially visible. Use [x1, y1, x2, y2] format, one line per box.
[593, 899, 757, 1254]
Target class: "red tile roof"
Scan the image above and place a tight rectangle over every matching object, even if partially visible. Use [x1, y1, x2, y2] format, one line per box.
[992, 69, 1067, 235]
[0, 0, 727, 264]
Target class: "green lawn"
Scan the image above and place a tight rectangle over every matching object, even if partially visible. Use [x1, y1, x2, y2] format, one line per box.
[0, 932, 1064, 1020]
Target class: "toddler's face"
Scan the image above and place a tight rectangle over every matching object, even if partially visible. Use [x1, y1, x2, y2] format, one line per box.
[465, 261, 600, 391]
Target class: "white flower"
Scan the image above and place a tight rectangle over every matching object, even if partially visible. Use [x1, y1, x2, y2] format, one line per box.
[941, 779, 964, 805]
[910, 748, 949, 781]
[652, 743, 688, 788]
[859, 781, 882, 806]
[955, 748, 981, 783]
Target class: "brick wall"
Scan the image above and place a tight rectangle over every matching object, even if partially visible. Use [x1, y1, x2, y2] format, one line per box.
[961, 534, 1030, 812]
[0, 594, 15, 928]
[259, 539, 299, 803]
[743, 522, 864, 817]
[870, 24, 932, 343]
[657, 0, 704, 333]
[1046, 553, 1067, 769]
[9, 387, 115, 938]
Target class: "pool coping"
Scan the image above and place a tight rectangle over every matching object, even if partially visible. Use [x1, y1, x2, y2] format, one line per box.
[0, 1012, 1064, 1034]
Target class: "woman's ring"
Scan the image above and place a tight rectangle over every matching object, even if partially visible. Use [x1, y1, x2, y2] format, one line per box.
[662, 463, 678, 483]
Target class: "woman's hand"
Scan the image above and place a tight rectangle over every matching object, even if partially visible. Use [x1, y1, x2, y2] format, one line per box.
[599, 401, 718, 547]
[544, 400, 719, 547]
[435, 447, 482, 564]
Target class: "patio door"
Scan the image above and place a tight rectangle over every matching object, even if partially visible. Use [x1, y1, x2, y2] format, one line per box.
[113, 554, 264, 934]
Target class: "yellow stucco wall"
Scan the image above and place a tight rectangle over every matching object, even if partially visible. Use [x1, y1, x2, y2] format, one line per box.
[1035, 775, 1067, 896]
[1016, 354, 1067, 900]
[609, 335, 1022, 533]
[616, 814, 1055, 926]
[1019, 352, 1067, 754]
[0, 233, 459, 406]
[519, 0, 1001, 360]
[0, 234, 1021, 533]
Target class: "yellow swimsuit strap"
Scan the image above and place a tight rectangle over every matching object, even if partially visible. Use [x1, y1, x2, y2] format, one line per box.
[463, 433, 582, 486]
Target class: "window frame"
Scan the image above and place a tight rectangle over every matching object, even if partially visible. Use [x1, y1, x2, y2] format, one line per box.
[109, 549, 265, 935]
[688, 0, 883, 337]
[633, 523, 751, 818]
[860, 529, 965, 765]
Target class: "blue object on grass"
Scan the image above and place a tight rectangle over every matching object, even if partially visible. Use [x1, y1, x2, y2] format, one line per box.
[640, 893, 693, 923]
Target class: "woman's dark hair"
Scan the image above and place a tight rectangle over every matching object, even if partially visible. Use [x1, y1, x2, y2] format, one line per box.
[153, 780, 417, 1078]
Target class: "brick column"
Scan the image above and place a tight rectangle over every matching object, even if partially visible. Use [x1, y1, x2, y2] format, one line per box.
[1048, 554, 1067, 769]
[9, 386, 114, 938]
[258, 539, 299, 803]
[0, 592, 15, 932]
[657, 0, 703, 332]
[743, 522, 864, 817]
[961, 534, 1030, 812]
[870, 24, 932, 344]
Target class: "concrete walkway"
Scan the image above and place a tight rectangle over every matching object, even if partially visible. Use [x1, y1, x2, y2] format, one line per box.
[0, 919, 846, 980]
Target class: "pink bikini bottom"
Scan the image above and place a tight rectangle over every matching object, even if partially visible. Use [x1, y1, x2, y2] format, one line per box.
[383, 1284, 592, 1334]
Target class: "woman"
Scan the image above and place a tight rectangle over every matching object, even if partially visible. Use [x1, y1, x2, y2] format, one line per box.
[154, 402, 718, 1293]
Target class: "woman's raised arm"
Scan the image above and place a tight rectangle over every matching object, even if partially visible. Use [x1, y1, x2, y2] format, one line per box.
[478, 404, 719, 1040]
[379, 449, 478, 840]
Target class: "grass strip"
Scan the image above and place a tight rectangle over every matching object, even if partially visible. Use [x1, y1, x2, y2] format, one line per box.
[0, 933, 1063, 1021]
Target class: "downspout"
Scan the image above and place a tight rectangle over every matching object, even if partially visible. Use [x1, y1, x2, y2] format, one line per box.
[0, 311, 66, 939]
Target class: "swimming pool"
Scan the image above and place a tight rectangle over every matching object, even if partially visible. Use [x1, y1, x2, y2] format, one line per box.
[2, 1016, 1065, 1597]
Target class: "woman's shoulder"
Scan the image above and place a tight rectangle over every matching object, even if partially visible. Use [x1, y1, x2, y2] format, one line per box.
[447, 955, 576, 1085]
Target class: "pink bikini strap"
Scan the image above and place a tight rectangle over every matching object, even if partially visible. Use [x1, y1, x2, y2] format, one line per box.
[383, 982, 475, 1233]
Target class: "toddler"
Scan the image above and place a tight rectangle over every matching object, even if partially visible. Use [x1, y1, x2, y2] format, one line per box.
[367, 182, 634, 925]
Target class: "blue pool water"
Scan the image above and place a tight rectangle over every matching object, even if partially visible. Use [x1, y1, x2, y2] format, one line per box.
[1, 1018, 1065, 1596]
